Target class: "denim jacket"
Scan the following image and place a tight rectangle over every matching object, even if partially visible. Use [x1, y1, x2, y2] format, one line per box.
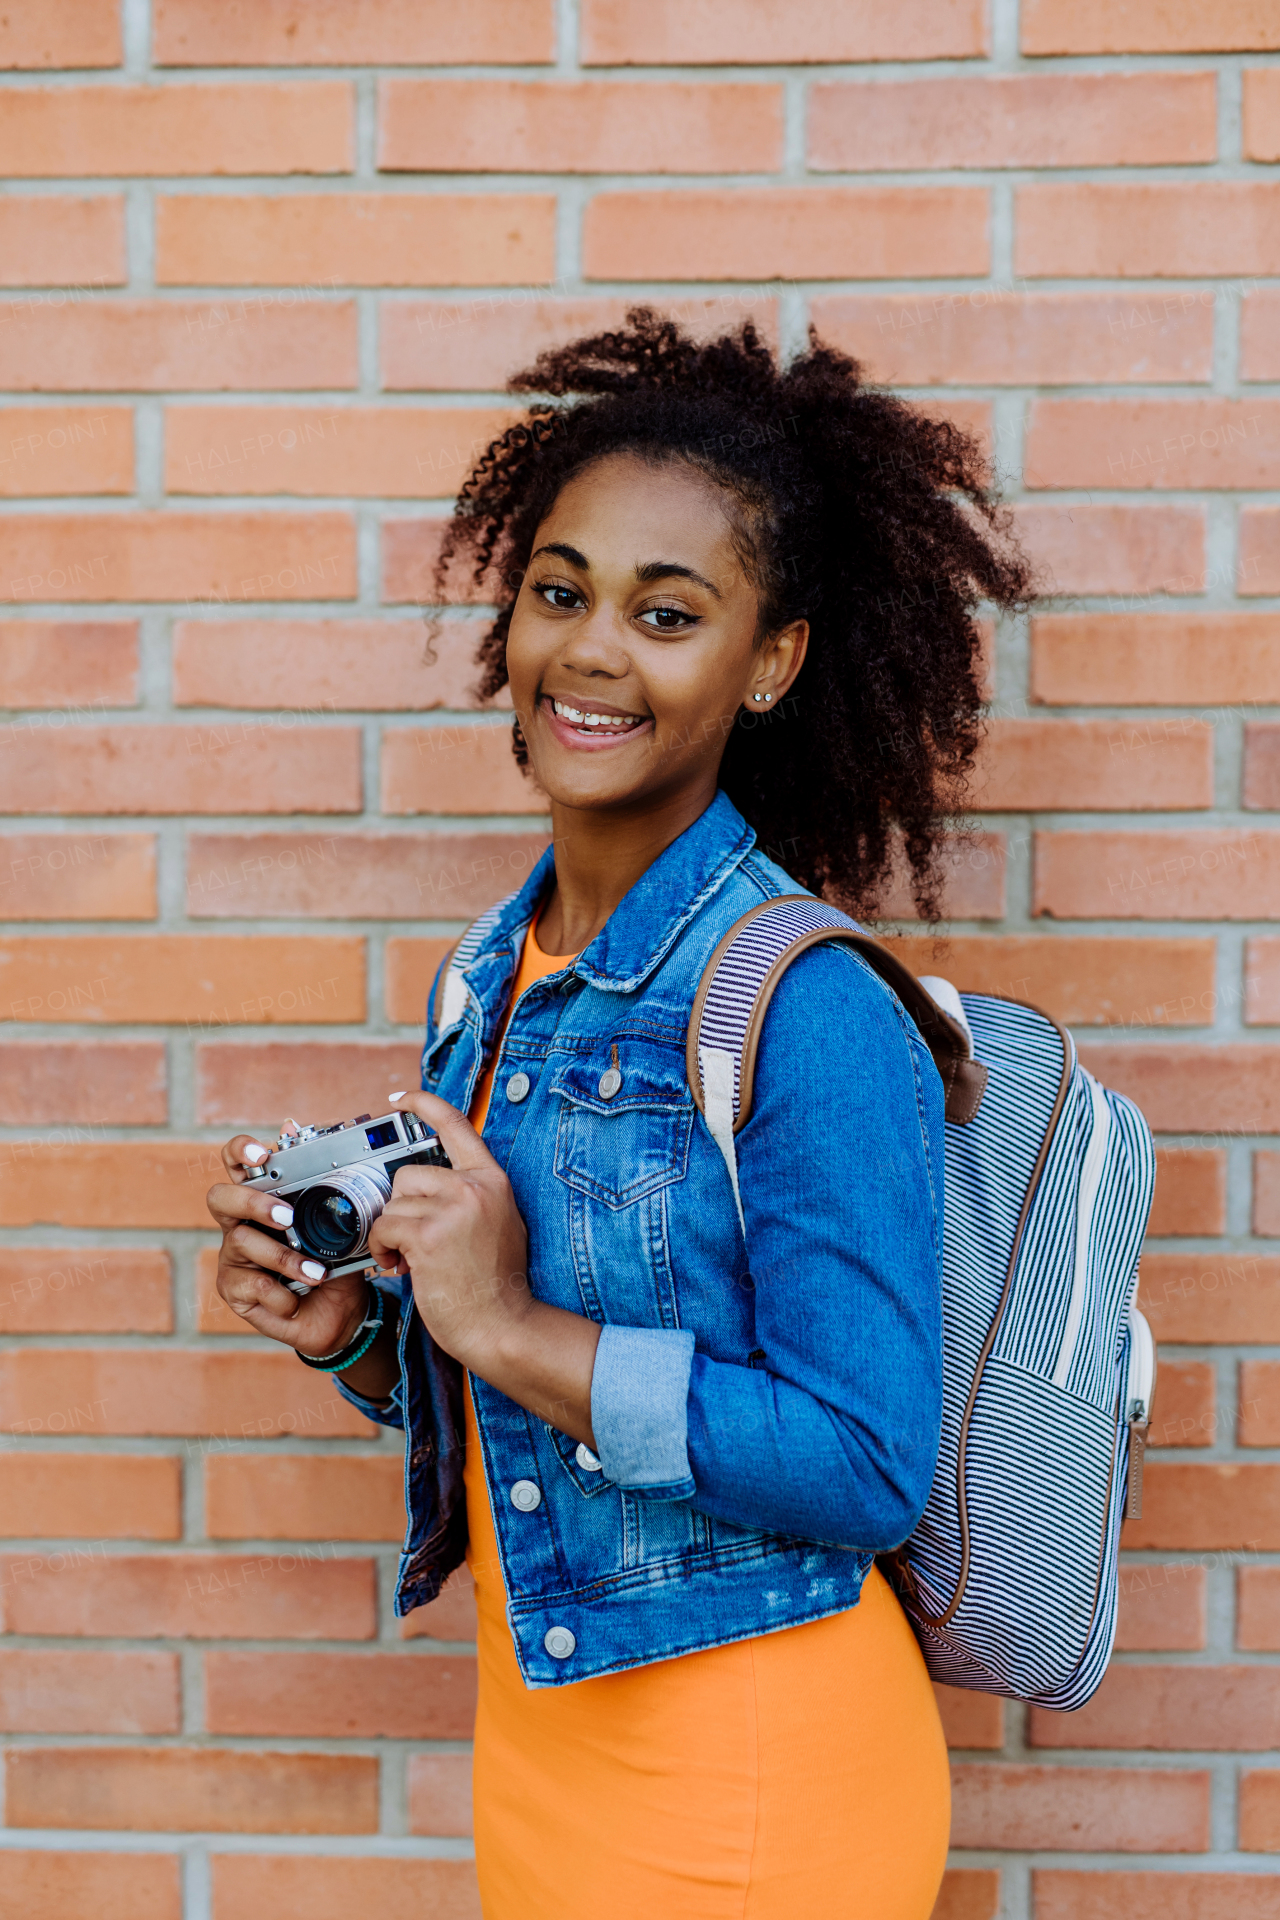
[338, 791, 944, 1687]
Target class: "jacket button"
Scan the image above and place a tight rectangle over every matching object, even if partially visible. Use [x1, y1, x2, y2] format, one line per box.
[544, 1626, 576, 1659]
[575, 1443, 602, 1472]
[598, 1066, 622, 1099]
[510, 1479, 542, 1511]
[506, 1071, 531, 1104]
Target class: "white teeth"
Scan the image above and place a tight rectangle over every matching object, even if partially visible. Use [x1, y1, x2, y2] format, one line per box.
[551, 699, 642, 731]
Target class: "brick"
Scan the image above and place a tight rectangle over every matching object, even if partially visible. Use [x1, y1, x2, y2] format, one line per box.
[0, 1141, 222, 1228]
[1240, 1569, 1280, 1650]
[0, 1455, 180, 1539]
[1248, 941, 1280, 1024]
[0, 297, 358, 392]
[196, 1041, 422, 1129]
[1017, 183, 1280, 279]
[0, 832, 156, 920]
[173, 618, 504, 711]
[156, 195, 555, 289]
[381, 80, 781, 174]
[1243, 292, 1280, 380]
[382, 724, 545, 816]
[976, 719, 1212, 812]
[0, 721, 361, 814]
[1034, 830, 1280, 922]
[1244, 69, 1280, 160]
[884, 935, 1214, 1029]
[5, 1747, 377, 1835]
[0, 1551, 376, 1639]
[1257, 1154, 1280, 1236]
[931, 1876, 1000, 1920]
[0, 1, 121, 68]
[584, 189, 989, 283]
[811, 291, 1214, 389]
[810, 74, 1214, 172]
[0, 84, 351, 178]
[1079, 1045, 1280, 1134]
[187, 831, 549, 921]
[876, 833, 1007, 923]
[387, 937, 464, 1025]
[0, 1350, 369, 1438]
[206, 1454, 405, 1541]
[1140, 1255, 1280, 1345]
[407, 1752, 474, 1837]
[0, 1041, 165, 1125]
[0, 1248, 172, 1335]
[155, 0, 554, 65]
[1241, 1364, 1280, 1446]
[167, 404, 516, 501]
[1031, 613, 1280, 705]
[1027, 399, 1280, 492]
[206, 1650, 476, 1737]
[0, 619, 136, 704]
[1009, 504, 1205, 597]
[1242, 1771, 1280, 1851]
[1022, 0, 1280, 52]
[1031, 1665, 1280, 1751]
[382, 295, 778, 392]
[0, 406, 131, 496]
[1149, 1361, 1216, 1449]
[949, 1763, 1208, 1851]
[0, 511, 357, 603]
[934, 1683, 1003, 1750]
[381, 517, 492, 606]
[1242, 510, 1280, 595]
[1148, 1151, 1226, 1237]
[1246, 728, 1280, 811]
[1034, 1871, 1280, 1920]
[0, 935, 364, 1026]
[0, 197, 125, 288]
[1124, 1464, 1280, 1550]
[400, 1565, 477, 1641]
[213, 1857, 482, 1920]
[1115, 1564, 1206, 1651]
[581, 0, 986, 63]
[0, 1649, 178, 1734]
[0, 1853, 179, 1920]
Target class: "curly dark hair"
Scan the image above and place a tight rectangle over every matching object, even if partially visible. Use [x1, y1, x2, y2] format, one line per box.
[435, 308, 1032, 920]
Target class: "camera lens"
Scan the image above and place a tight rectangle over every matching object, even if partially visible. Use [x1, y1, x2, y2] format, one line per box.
[293, 1164, 392, 1262]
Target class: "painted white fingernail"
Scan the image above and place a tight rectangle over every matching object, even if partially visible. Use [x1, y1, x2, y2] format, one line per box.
[271, 1204, 294, 1226]
[243, 1144, 267, 1164]
[301, 1260, 326, 1281]
[388, 1091, 406, 1101]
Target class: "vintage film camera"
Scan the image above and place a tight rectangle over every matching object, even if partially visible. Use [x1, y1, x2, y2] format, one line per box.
[246, 1110, 450, 1277]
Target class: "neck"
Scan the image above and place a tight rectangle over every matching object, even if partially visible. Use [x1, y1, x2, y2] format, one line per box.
[536, 777, 717, 955]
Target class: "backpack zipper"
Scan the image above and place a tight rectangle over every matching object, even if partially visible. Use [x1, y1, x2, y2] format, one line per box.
[1124, 1304, 1155, 1519]
[1051, 1072, 1112, 1390]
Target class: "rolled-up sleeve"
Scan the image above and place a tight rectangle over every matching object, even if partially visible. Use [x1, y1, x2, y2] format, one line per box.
[590, 1324, 696, 1500]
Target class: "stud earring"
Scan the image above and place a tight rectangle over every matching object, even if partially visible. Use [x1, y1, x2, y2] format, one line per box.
[752, 692, 763, 702]
[764, 692, 773, 703]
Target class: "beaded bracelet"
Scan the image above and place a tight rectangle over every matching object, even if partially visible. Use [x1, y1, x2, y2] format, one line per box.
[296, 1281, 386, 1374]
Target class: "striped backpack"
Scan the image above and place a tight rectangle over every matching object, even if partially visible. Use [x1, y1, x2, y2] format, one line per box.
[688, 896, 1158, 1710]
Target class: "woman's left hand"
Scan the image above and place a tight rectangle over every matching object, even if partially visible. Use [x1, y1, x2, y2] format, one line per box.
[369, 1091, 532, 1371]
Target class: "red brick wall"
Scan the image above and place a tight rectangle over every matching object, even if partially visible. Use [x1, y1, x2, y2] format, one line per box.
[0, 1, 1277, 1913]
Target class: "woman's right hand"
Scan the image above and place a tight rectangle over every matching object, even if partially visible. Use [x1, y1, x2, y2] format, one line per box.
[208, 1132, 372, 1358]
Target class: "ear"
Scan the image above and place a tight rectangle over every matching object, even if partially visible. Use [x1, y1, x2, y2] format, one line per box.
[742, 619, 809, 712]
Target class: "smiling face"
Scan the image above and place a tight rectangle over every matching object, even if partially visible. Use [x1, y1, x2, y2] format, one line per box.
[504, 452, 807, 821]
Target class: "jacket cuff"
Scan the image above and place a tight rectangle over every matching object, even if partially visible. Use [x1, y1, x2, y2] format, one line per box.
[590, 1326, 696, 1500]
[334, 1369, 405, 1430]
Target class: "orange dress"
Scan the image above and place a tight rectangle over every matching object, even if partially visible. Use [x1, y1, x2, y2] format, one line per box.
[464, 920, 951, 1918]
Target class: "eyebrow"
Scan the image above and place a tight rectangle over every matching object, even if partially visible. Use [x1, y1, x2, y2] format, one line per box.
[530, 543, 722, 600]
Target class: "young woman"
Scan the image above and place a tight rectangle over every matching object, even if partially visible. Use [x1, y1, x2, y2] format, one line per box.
[210, 312, 1030, 1918]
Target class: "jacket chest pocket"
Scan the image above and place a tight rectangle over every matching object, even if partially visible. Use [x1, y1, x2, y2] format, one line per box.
[552, 1051, 693, 1210]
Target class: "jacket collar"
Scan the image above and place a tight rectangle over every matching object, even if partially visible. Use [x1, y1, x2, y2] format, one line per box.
[479, 789, 757, 997]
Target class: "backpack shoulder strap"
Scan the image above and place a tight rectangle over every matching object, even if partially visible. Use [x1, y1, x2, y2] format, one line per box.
[686, 895, 988, 1230]
[430, 903, 504, 1036]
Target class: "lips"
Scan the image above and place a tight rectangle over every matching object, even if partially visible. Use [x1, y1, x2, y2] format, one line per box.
[540, 693, 652, 749]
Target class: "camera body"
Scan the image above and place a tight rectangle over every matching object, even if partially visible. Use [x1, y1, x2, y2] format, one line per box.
[245, 1110, 450, 1276]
